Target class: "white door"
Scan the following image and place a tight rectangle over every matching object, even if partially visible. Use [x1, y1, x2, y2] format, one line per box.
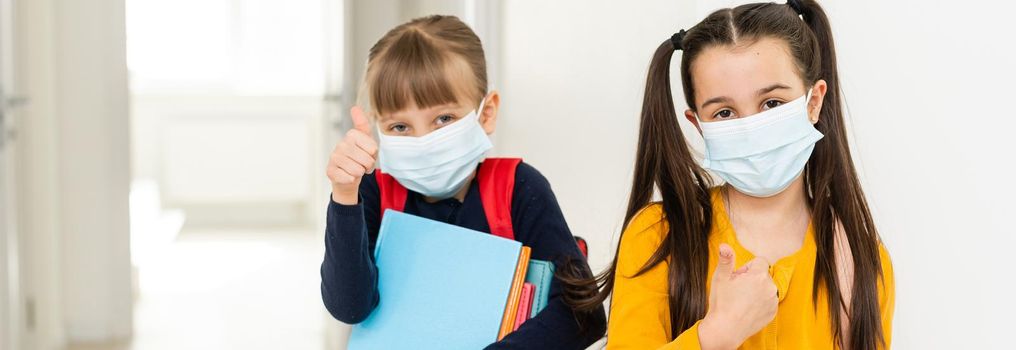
[0, 0, 23, 347]
[0, 115, 14, 350]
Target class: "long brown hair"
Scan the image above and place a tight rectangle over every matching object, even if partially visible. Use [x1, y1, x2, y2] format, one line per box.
[564, 1, 887, 349]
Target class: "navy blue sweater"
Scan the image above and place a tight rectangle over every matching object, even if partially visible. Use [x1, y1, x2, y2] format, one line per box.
[320, 161, 606, 349]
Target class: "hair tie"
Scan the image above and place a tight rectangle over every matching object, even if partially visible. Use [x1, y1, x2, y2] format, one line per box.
[787, 0, 804, 16]
[670, 29, 687, 51]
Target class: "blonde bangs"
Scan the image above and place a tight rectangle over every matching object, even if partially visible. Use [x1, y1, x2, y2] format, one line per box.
[366, 29, 481, 116]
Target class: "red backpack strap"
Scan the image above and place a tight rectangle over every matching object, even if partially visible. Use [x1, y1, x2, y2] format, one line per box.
[374, 170, 408, 221]
[573, 236, 588, 258]
[476, 158, 522, 241]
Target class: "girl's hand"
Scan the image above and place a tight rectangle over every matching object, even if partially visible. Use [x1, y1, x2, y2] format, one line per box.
[327, 106, 378, 205]
[698, 243, 778, 350]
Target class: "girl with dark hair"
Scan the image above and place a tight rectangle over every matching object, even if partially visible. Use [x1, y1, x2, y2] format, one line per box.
[563, 1, 894, 349]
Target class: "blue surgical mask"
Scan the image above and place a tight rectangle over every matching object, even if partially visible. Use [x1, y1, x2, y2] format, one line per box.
[698, 90, 824, 197]
[377, 97, 493, 199]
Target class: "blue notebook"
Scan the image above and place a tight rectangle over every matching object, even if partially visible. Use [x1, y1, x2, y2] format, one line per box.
[524, 259, 555, 317]
[347, 210, 523, 350]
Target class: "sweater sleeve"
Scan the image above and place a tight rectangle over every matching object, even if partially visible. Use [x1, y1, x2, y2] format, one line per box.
[605, 204, 703, 350]
[878, 244, 895, 349]
[485, 162, 607, 350]
[319, 175, 383, 324]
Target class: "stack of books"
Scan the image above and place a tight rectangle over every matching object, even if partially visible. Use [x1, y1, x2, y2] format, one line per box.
[347, 211, 556, 350]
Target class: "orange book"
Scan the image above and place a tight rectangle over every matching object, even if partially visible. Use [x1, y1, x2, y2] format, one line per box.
[497, 246, 531, 340]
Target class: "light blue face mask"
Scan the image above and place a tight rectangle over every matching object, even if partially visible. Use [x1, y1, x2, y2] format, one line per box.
[698, 90, 824, 198]
[377, 97, 492, 199]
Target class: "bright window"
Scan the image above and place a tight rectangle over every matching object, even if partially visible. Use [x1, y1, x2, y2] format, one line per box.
[126, 0, 336, 95]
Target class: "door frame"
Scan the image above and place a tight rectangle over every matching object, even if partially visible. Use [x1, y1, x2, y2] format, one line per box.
[0, 0, 23, 347]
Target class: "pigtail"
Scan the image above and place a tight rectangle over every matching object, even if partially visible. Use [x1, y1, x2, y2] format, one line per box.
[793, 1, 887, 349]
[561, 38, 714, 337]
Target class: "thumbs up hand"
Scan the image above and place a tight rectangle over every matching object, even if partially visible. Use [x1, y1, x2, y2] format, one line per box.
[697, 244, 779, 350]
[327, 106, 379, 205]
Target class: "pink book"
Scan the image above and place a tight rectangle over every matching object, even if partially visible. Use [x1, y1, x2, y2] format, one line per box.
[513, 283, 535, 331]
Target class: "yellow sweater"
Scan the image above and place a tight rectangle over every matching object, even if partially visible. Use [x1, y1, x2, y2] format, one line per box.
[606, 188, 894, 349]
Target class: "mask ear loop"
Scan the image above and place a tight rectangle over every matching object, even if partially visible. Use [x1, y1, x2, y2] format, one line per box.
[474, 92, 494, 125]
[477, 94, 489, 117]
[805, 87, 817, 123]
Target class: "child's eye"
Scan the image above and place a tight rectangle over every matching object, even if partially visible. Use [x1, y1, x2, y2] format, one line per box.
[435, 114, 455, 125]
[713, 109, 735, 119]
[389, 123, 409, 133]
[762, 99, 783, 110]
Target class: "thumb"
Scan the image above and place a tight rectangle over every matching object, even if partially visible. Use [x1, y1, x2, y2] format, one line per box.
[717, 243, 736, 274]
[350, 106, 371, 134]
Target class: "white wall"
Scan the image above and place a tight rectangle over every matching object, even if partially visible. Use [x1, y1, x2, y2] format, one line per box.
[825, 1, 1016, 348]
[497, 0, 701, 280]
[497, 0, 1016, 349]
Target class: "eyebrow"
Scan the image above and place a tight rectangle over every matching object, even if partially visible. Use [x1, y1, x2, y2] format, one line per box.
[381, 103, 461, 121]
[701, 96, 733, 109]
[756, 83, 791, 96]
[700, 83, 793, 109]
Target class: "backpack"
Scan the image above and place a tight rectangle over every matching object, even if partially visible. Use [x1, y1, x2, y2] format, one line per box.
[374, 158, 587, 256]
